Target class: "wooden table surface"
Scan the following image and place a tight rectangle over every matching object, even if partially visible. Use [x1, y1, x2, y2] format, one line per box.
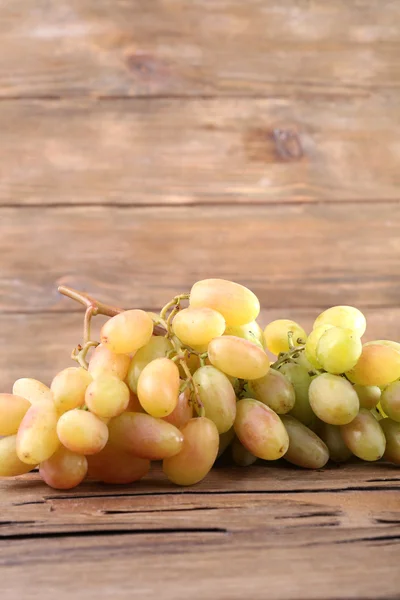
[1, 1, 400, 598]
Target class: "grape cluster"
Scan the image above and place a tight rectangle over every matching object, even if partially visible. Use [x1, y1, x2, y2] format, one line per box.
[1, 278, 400, 490]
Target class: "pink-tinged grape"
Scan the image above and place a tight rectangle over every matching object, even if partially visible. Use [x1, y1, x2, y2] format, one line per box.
[281, 415, 329, 469]
[85, 375, 130, 418]
[126, 391, 146, 413]
[163, 417, 219, 486]
[248, 369, 295, 414]
[189, 279, 260, 326]
[264, 319, 307, 355]
[364, 340, 400, 353]
[137, 357, 180, 417]
[87, 443, 150, 484]
[88, 344, 130, 380]
[316, 327, 362, 374]
[380, 419, 400, 465]
[340, 408, 386, 461]
[108, 412, 184, 460]
[126, 336, 173, 394]
[218, 427, 235, 458]
[172, 307, 225, 347]
[16, 400, 60, 465]
[318, 422, 352, 463]
[57, 409, 108, 455]
[208, 336, 269, 380]
[100, 309, 153, 354]
[305, 325, 334, 369]
[163, 388, 193, 429]
[224, 321, 266, 350]
[346, 344, 400, 386]
[0, 436, 37, 476]
[309, 373, 359, 425]
[0, 393, 31, 436]
[39, 447, 88, 490]
[380, 381, 400, 422]
[12, 378, 53, 405]
[279, 363, 314, 426]
[51, 367, 92, 414]
[231, 437, 257, 467]
[353, 384, 381, 410]
[192, 366, 236, 433]
[313, 305, 366, 337]
[234, 399, 289, 461]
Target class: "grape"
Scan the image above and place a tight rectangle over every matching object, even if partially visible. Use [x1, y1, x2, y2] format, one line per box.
[248, 369, 296, 414]
[313, 305, 366, 337]
[279, 363, 314, 426]
[309, 373, 359, 425]
[305, 325, 334, 369]
[87, 443, 150, 484]
[293, 351, 315, 372]
[0, 435, 37, 476]
[346, 344, 400, 386]
[224, 321, 265, 349]
[88, 344, 130, 380]
[380, 381, 400, 422]
[108, 412, 184, 460]
[364, 340, 400, 353]
[316, 327, 362, 374]
[51, 367, 92, 414]
[100, 309, 153, 354]
[57, 409, 109, 455]
[192, 366, 236, 433]
[208, 336, 269, 380]
[12, 378, 53, 405]
[163, 417, 219, 486]
[234, 399, 289, 460]
[231, 437, 257, 467]
[172, 307, 225, 347]
[39, 447, 88, 489]
[85, 375, 130, 418]
[218, 427, 235, 458]
[137, 357, 180, 417]
[380, 419, 400, 465]
[264, 320, 307, 355]
[281, 415, 329, 469]
[163, 388, 193, 428]
[353, 384, 381, 410]
[0, 393, 31, 436]
[126, 336, 173, 394]
[318, 422, 352, 463]
[16, 400, 60, 465]
[189, 278, 260, 326]
[340, 408, 386, 461]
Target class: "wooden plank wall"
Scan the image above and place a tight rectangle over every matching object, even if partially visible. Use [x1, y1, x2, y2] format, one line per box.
[1, 0, 400, 390]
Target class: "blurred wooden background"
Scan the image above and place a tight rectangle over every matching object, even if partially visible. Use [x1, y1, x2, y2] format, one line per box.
[1, 0, 400, 389]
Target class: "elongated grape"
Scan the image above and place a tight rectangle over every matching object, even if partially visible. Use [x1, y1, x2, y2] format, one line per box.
[380, 381, 400, 422]
[0, 435, 37, 476]
[224, 321, 266, 349]
[101, 309, 153, 354]
[192, 366, 236, 433]
[380, 419, 400, 465]
[189, 279, 260, 326]
[316, 327, 362, 374]
[231, 436, 257, 467]
[313, 305, 366, 337]
[318, 422, 352, 463]
[172, 307, 225, 347]
[85, 374, 130, 418]
[305, 325, 334, 369]
[108, 412, 184, 459]
[248, 369, 295, 414]
[16, 400, 59, 464]
[354, 384, 381, 410]
[51, 367, 92, 414]
[208, 336, 269, 380]
[309, 373, 359, 425]
[340, 409, 386, 461]
[137, 357, 180, 417]
[13, 378, 53, 404]
[126, 336, 173, 394]
[279, 363, 314, 426]
[87, 443, 150, 484]
[346, 344, 400, 386]
[218, 427, 235, 458]
[163, 388, 193, 429]
[0, 393, 31, 436]
[40, 447, 88, 489]
[234, 399, 288, 460]
[88, 344, 130, 380]
[163, 417, 219, 486]
[264, 319, 307, 355]
[281, 415, 329, 469]
[57, 409, 108, 455]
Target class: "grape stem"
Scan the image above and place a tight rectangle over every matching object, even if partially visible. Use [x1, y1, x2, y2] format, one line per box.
[270, 344, 306, 370]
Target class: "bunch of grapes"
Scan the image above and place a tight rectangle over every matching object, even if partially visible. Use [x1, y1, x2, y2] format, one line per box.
[1, 278, 400, 490]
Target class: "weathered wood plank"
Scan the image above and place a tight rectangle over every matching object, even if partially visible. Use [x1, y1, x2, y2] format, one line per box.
[1, 0, 400, 98]
[0, 97, 399, 206]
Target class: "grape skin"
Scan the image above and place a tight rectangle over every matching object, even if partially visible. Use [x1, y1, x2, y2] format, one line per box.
[248, 369, 296, 414]
[0, 393, 31, 436]
[126, 337, 174, 395]
[264, 319, 307, 355]
[0, 435, 37, 477]
[309, 373, 359, 425]
[57, 409, 109, 455]
[137, 357, 180, 418]
[172, 307, 225, 347]
[281, 415, 329, 469]
[101, 309, 153, 354]
[340, 409, 386, 461]
[16, 399, 60, 465]
[380, 381, 400, 422]
[208, 336, 269, 380]
[193, 366, 237, 433]
[346, 344, 400, 387]
[313, 305, 366, 337]
[316, 327, 362, 374]
[39, 447, 88, 490]
[12, 378, 53, 405]
[51, 367, 93, 414]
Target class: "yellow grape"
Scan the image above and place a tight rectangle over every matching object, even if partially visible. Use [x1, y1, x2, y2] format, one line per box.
[281, 415, 329, 469]
[85, 374, 130, 418]
[364, 340, 400, 353]
[380, 381, 400, 422]
[12, 378, 53, 404]
[353, 384, 381, 410]
[172, 307, 225, 347]
[280, 363, 315, 426]
[218, 427, 235, 458]
[208, 336, 269, 380]
[57, 409, 109, 455]
[51, 367, 92, 414]
[318, 422, 352, 463]
[231, 437, 257, 467]
[380, 419, 400, 465]
[108, 412, 184, 460]
[224, 321, 266, 349]
[309, 373, 359, 425]
[316, 327, 362, 374]
[126, 336, 173, 394]
[163, 417, 219, 486]
[39, 447, 88, 490]
[305, 325, 334, 369]
[88, 344, 130, 380]
[234, 399, 289, 461]
[340, 408, 386, 461]
[248, 369, 296, 414]
[0, 393, 31, 436]
[313, 305, 366, 337]
[0, 435, 37, 476]
[87, 443, 150, 484]
[346, 343, 400, 386]
[100, 309, 153, 354]
[16, 400, 60, 465]
[189, 278, 260, 326]
[264, 320, 307, 355]
[137, 357, 180, 417]
[163, 388, 193, 428]
[192, 366, 236, 433]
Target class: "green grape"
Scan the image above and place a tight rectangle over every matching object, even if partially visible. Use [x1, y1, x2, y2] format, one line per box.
[313, 305, 366, 337]
[88, 344, 131, 380]
[208, 336, 269, 380]
[316, 327, 362, 374]
[12, 378, 53, 405]
[192, 366, 236, 433]
[137, 357, 180, 418]
[101, 309, 153, 354]
[16, 399, 60, 464]
[346, 343, 400, 386]
[280, 415, 329, 469]
[85, 374, 130, 418]
[380, 380, 400, 422]
[318, 422, 352, 463]
[293, 351, 315, 372]
[279, 363, 314, 426]
[51, 367, 93, 414]
[353, 384, 381, 410]
[87, 443, 150, 484]
[264, 319, 307, 355]
[340, 408, 386, 461]
[0, 436, 37, 476]
[305, 325, 334, 369]
[57, 409, 109, 455]
[172, 307, 225, 347]
[218, 427, 235, 458]
[224, 321, 265, 349]
[380, 419, 400, 465]
[126, 336, 173, 394]
[231, 436, 257, 467]
[248, 369, 295, 414]
[309, 373, 359, 425]
[189, 278, 260, 326]
[0, 393, 31, 436]
[163, 388, 193, 429]
[40, 447, 88, 490]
